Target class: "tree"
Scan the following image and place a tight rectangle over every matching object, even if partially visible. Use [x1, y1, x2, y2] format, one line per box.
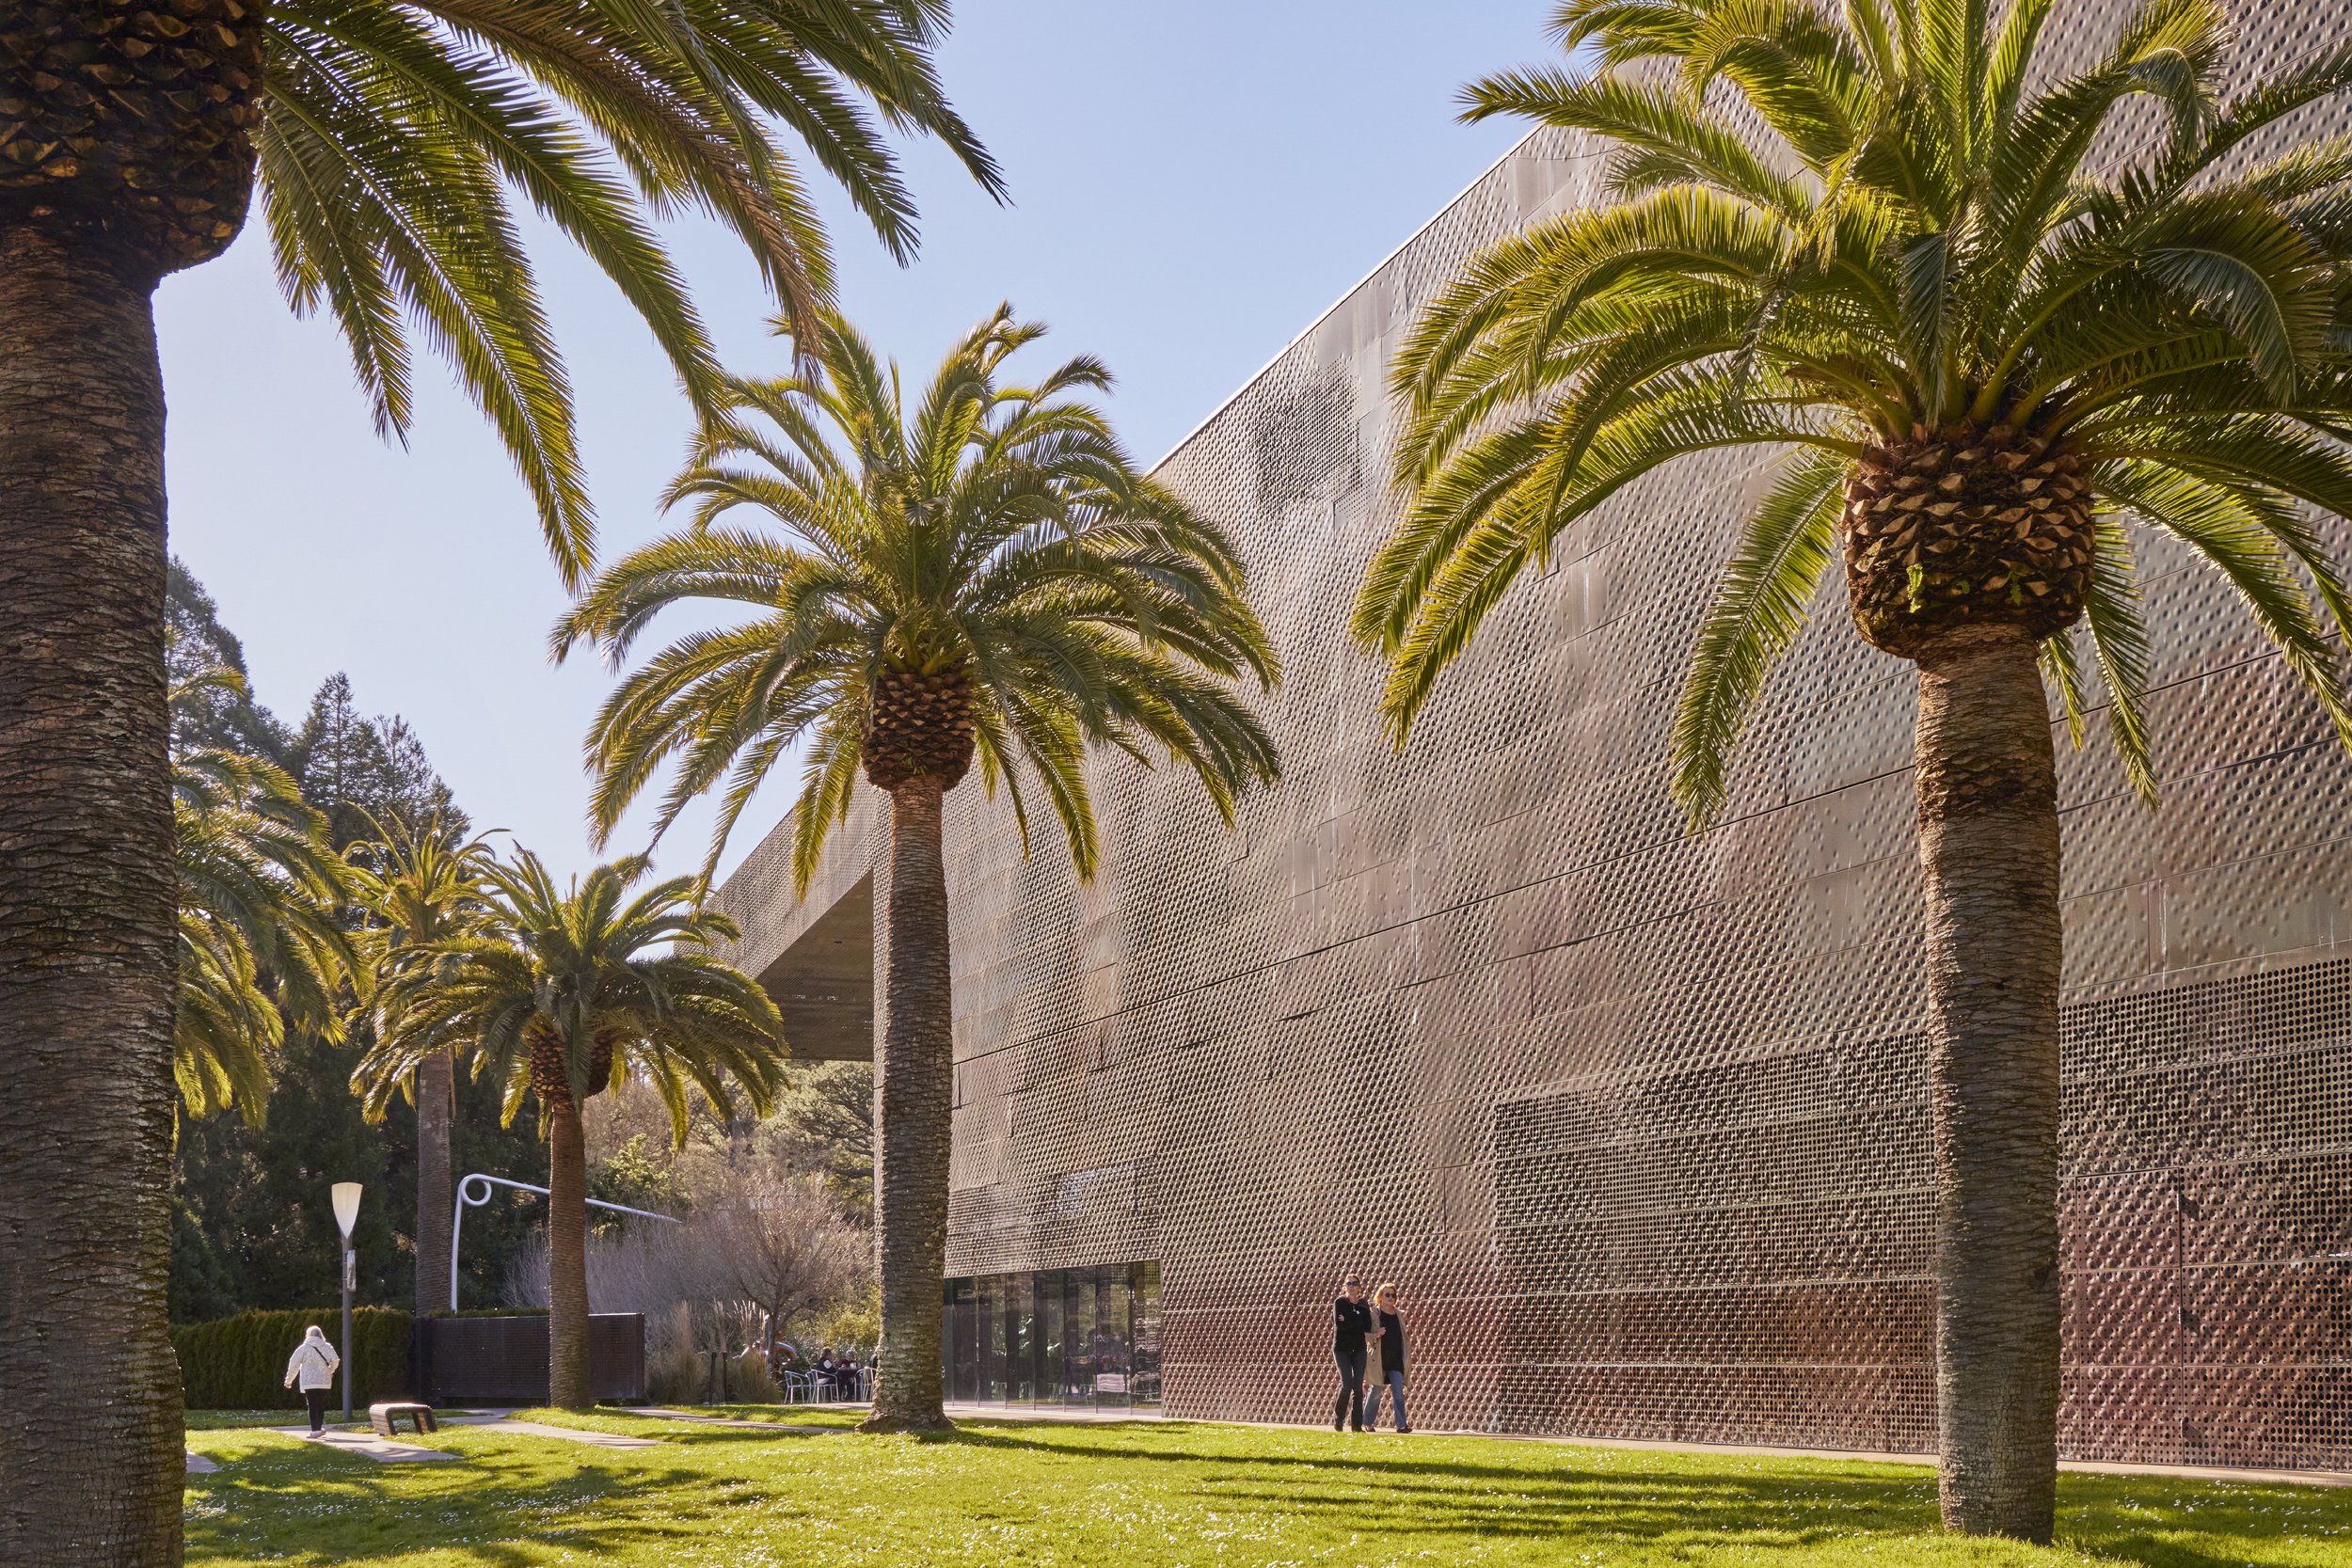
[171, 665, 353, 1126]
[696, 1171, 869, 1368]
[1354, 0, 2352, 1541]
[291, 676, 465, 847]
[164, 578, 547, 1322]
[777, 1064, 878, 1218]
[362, 851, 786, 1407]
[553, 306, 1283, 1430]
[345, 814, 499, 1316]
[0, 3, 995, 1554]
[167, 560, 293, 763]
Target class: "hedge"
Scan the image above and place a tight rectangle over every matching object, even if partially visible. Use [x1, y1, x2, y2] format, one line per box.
[173, 1308, 414, 1410]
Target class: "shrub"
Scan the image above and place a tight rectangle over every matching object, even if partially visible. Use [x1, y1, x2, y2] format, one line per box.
[174, 1307, 414, 1410]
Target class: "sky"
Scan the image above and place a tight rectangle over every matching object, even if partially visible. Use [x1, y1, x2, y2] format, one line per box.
[158, 1, 1550, 886]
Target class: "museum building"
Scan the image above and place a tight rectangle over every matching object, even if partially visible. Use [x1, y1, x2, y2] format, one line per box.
[715, 0, 2352, 1467]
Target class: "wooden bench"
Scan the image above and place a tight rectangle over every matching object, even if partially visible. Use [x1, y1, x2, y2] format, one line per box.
[369, 1402, 437, 1438]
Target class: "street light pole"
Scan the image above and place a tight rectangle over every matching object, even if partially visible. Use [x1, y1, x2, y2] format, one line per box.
[331, 1181, 362, 1422]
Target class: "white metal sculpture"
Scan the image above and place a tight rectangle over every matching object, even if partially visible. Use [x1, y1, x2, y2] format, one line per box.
[448, 1171, 678, 1311]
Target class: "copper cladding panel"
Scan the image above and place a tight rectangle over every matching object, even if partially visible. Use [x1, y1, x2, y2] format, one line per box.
[712, 0, 2352, 1465]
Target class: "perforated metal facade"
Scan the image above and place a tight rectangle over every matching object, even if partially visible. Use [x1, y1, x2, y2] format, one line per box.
[715, 0, 2352, 1465]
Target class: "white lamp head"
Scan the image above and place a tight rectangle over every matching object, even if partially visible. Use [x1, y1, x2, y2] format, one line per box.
[330, 1181, 363, 1241]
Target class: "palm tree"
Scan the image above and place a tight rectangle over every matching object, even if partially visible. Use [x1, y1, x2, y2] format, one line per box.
[1355, 0, 2352, 1541]
[362, 850, 785, 1407]
[0, 2, 994, 1552]
[172, 667, 352, 1125]
[553, 306, 1282, 1430]
[344, 813, 499, 1315]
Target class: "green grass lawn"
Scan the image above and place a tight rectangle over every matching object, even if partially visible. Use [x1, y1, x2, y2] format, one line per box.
[183, 1407, 2352, 1567]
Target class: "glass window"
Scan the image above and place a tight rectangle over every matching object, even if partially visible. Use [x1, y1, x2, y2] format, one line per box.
[1071, 1273, 1098, 1404]
[1095, 1264, 1131, 1408]
[941, 1261, 1161, 1410]
[1009, 1275, 1039, 1402]
[1132, 1261, 1163, 1408]
[1041, 1272, 1066, 1404]
[979, 1274, 1003, 1402]
[946, 1276, 976, 1402]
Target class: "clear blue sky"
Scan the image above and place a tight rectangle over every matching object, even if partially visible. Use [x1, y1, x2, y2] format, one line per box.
[159, 1, 1549, 884]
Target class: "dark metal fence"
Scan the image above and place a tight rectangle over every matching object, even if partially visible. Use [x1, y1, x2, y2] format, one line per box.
[414, 1313, 645, 1405]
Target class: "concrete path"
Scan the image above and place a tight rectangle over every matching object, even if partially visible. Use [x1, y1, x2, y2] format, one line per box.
[270, 1428, 454, 1463]
[636, 1407, 839, 1434]
[439, 1415, 660, 1449]
[183, 1451, 218, 1474]
[946, 1402, 1165, 1424]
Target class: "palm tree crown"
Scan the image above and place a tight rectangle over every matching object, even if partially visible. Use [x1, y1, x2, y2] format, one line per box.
[346, 813, 497, 971]
[172, 666, 352, 1124]
[1358, 0, 2352, 819]
[360, 848, 782, 1404]
[346, 812, 500, 1101]
[555, 305, 1283, 887]
[343, 810, 500, 1312]
[2, 0, 1002, 579]
[365, 850, 783, 1128]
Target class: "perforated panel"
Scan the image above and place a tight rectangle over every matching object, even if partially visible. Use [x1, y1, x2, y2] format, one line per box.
[713, 0, 2352, 1464]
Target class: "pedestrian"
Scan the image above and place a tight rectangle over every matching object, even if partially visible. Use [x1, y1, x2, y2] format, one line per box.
[1331, 1273, 1374, 1432]
[282, 1324, 341, 1436]
[1362, 1282, 1411, 1433]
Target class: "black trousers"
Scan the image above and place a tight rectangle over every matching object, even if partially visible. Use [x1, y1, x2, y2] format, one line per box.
[1332, 1346, 1366, 1430]
[304, 1387, 329, 1432]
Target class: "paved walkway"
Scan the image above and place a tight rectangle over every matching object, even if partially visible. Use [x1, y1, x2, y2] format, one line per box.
[946, 1402, 1165, 1424]
[183, 1451, 218, 1474]
[268, 1428, 454, 1463]
[636, 1407, 841, 1433]
[437, 1413, 661, 1449]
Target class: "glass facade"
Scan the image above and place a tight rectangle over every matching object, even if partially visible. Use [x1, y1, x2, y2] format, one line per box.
[942, 1260, 1161, 1408]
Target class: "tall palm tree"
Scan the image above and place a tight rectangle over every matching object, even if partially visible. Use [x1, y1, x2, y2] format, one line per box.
[553, 306, 1282, 1430]
[362, 850, 785, 1406]
[172, 667, 352, 1125]
[344, 813, 499, 1315]
[1355, 0, 2352, 1541]
[0, 2, 994, 1554]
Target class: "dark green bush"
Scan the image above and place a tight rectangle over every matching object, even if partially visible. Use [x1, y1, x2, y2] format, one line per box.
[173, 1307, 413, 1409]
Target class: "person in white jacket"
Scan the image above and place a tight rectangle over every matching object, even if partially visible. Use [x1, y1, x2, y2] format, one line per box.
[283, 1325, 341, 1435]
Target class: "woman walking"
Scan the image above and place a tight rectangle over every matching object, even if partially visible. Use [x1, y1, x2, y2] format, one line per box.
[1363, 1283, 1410, 1433]
[282, 1324, 341, 1435]
[1331, 1274, 1374, 1431]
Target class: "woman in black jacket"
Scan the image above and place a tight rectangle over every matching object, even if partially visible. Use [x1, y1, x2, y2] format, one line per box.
[1331, 1275, 1375, 1431]
[1363, 1283, 1411, 1433]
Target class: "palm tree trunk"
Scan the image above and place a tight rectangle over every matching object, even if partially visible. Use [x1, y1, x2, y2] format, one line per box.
[1914, 626, 2063, 1543]
[0, 225, 184, 1565]
[546, 1098, 594, 1409]
[416, 1048, 455, 1315]
[862, 775, 955, 1433]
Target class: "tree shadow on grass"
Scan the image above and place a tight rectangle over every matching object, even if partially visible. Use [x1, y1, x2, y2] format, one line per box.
[2058, 1473, 2352, 1568]
[938, 1425, 2352, 1567]
[183, 1438, 747, 1566]
[941, 1425, 1941, 1552]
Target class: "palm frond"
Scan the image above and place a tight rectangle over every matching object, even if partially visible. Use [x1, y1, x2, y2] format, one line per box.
[1671, 449, 1847, 826]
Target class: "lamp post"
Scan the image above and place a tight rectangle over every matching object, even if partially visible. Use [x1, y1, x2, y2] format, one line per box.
[330, 1181, 361, 1421]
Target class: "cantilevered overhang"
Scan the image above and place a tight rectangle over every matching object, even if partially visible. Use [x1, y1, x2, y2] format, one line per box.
[752, 872, 873, 1062]
[711, 792, 882, 1064]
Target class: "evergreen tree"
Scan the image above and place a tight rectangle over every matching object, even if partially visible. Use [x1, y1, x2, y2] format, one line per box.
[166, 560, 291, 762]
[167, 566, 535, 1321]
[289, 674, 464, 849]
